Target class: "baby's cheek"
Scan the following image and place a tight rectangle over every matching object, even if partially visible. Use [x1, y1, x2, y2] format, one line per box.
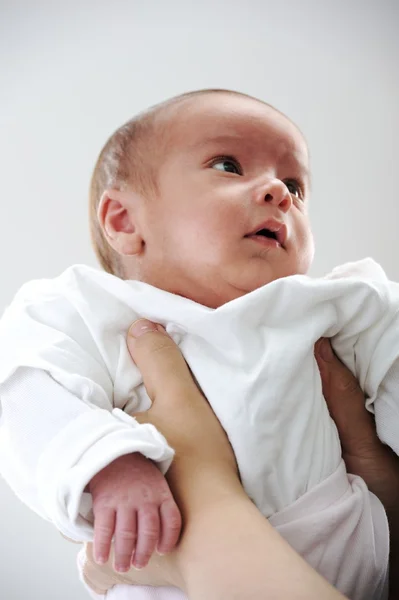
[298, 227, 315, 273]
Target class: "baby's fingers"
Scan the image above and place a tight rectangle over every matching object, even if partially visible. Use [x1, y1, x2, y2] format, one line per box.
[132, 505, 161, 569]
[158, 499, 182, 555]
[114, 509, 137, 573]
[93, 508, 116, 565]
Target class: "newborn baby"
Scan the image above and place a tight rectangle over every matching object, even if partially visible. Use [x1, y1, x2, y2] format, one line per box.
[0, 89, 398, 600]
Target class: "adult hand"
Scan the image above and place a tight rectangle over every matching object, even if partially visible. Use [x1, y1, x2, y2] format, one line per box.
[127, 319, 238, 478]
[315, 338, 399, 598]
[315, 338, 399, 512]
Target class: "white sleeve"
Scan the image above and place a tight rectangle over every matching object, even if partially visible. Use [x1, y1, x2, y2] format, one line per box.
[0, 275, 175, 541]
[325, 259, 399, 454]
[0, 367, 174, 542]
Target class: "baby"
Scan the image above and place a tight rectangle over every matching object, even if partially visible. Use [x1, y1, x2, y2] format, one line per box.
[0, 89, 398, 600]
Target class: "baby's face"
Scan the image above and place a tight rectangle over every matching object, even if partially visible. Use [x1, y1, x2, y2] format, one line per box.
[138, 94, 314, 308]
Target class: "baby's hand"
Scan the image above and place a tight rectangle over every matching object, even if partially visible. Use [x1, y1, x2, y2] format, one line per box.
[88, 452, 182, 572]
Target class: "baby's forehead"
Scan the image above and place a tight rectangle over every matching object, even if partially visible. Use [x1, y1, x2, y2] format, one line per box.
[166, 94, 308, 167]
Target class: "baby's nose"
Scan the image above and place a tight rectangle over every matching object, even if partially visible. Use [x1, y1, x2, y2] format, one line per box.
[261, 179, 292, 212]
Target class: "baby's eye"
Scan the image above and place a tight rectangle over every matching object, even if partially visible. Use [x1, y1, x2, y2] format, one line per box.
[284, 179, 303, 199]
[211, 157, 242, 175]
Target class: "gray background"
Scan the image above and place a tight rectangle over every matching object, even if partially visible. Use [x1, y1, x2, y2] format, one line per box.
[0, 1, 398, 598]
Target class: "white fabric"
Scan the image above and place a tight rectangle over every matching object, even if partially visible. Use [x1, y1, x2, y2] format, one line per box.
[0, 258, 398, 599]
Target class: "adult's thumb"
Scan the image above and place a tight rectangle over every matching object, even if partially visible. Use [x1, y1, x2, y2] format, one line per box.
[314, 338, 373, 448]
[126, 319, 193, 403]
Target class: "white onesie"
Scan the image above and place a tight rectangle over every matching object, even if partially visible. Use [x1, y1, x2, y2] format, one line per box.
[0, 258, 398, 600]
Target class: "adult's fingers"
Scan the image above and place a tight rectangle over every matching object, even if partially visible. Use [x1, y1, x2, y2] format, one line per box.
[126, 319, 197, 405]
[315, 336, 399, 569]
[314, 338, 378, 456]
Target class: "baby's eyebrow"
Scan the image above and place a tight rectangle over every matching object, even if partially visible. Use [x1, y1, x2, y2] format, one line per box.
[293, 160, 311, 183]
[189, 134, 242, 150]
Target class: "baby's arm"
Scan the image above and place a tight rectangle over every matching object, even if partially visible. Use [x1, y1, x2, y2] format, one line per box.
[0, 282, 177, 554]
[0, 366, 180, 567]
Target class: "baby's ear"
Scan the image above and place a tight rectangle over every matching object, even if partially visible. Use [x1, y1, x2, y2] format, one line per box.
[97, 189, 144, 256]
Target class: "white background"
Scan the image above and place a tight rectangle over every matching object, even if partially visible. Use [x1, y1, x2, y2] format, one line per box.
[0, 1, 398, 598]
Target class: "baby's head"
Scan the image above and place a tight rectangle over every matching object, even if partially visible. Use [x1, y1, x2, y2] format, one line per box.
[90, 89, 314, 308]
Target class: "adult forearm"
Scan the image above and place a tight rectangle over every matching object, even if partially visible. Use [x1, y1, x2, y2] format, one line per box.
[169, 459, 347, 600]
[373, 445, 399, 599]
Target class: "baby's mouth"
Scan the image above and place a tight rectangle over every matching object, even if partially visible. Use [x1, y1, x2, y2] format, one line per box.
[254, 228, 278, 241]
[245, 220, 287, 248]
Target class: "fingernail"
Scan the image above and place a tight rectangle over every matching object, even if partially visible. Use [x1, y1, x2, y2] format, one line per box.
[317, 338, 334, 362]
[115, 565, 129, 573]
[95, 555, 107, 565]
[129, 319, 159, 338]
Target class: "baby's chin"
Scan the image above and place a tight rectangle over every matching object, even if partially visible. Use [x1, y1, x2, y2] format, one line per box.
[148, 265, 300, 309]
[217, 266, 305, 306]
[195, 274, 282, 309]
[236, 271, 285, 295]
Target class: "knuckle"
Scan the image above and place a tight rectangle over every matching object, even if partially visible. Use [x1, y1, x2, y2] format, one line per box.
[93, 495, 114, 511]
[336, 375, 359, 395]
[149, 340, 185, 370]
[141, 505, 158, 521]
[149, 335, 175, 354]
[169, 514, 182, 532]
[164, 505, 182, 532]
[95, 524, 114, 537]
[141, 514, 159, 539]
[142, 523, 159, 539]
[159, 485, 174, 500]
[117, 529, 137, 543]
[138, 336, 173, 361]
